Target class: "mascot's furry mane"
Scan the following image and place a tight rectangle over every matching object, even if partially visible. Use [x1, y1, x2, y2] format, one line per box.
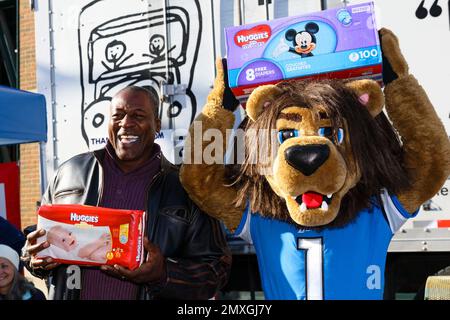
[227, 80, 411, 229]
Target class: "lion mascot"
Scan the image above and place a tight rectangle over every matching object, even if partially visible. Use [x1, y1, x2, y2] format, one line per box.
[180, 29, 450, 299]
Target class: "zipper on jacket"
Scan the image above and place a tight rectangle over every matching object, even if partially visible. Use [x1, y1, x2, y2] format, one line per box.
[144, 170, 162, 219]
[54, 189, 84, 199]
[142, 169, 163, 259]
[96, 158, 105, 206]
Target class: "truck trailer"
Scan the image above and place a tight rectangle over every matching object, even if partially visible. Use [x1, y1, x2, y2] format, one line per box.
[33, 0, 450, 299]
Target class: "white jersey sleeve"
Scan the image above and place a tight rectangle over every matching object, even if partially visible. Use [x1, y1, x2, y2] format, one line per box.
[234, 205, 253, 244]
[380, 188, 419, 234]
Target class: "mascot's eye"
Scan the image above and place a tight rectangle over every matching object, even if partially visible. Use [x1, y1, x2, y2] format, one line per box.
[318, 127, 344, 144]
[278, 129, 299, 143]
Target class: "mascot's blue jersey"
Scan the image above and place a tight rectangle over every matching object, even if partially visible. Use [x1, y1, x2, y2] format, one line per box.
[235, 189, 418, 300]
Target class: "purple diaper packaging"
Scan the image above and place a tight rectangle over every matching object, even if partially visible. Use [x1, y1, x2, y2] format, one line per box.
[225, 2, 382, 102]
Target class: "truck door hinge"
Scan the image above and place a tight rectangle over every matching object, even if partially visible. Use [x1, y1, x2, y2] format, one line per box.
[161, 84, 187, 102]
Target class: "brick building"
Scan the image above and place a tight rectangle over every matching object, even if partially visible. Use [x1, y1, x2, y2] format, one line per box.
[19, 0, 41, 229]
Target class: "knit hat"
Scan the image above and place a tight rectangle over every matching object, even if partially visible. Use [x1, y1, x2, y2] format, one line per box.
[0, 244, 20, 270]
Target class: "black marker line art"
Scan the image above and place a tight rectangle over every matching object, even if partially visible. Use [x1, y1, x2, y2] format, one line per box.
[422, 199, 443, 211]
[430, 0, 443, 17]
[416, 0, 443, 19]
[77, 0, 202, 149]
[142, 34, 177, 65]
[416, 0, 428, 19]
[101, 40, 134, 71]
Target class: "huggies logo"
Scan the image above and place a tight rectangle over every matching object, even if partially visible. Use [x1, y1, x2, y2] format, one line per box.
[70, 212, 99, 223]
[234, 25, 271, 49]
[136, 235, 142, 262]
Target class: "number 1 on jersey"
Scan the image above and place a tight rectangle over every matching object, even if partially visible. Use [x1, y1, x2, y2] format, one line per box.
[297, 237, 324, 300]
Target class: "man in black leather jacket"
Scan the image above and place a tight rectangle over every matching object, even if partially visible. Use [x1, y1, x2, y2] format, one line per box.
[21, 86, 231, 300]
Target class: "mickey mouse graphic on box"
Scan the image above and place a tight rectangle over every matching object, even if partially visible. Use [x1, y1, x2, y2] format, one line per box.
[285, 22, 320, 58]
[225, 1, 382, 102]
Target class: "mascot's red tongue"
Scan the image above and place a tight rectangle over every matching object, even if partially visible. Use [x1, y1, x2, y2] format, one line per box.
[302, 192, 323, 209]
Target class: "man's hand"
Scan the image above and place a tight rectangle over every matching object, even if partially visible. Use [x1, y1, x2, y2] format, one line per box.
[101, 238, 167, 284]
[22, 228, 60, 270]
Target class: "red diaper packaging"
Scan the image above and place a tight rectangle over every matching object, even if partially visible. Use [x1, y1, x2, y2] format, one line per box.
[36, 204, 146, 270]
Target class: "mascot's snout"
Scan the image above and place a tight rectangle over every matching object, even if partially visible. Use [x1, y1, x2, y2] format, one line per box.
[284, 144, 330, 176]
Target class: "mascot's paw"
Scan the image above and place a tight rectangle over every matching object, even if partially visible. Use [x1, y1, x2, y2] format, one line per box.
[180, 57, 244, 233]
[379, 28, 409, 82]
[206, 58, 226, 108]
[207, 58, 240, 112]
[222, 58, 241, 112]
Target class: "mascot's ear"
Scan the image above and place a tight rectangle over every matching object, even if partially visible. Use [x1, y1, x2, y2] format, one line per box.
[346, 79, 385, 117]
[246, 85, 283, 122]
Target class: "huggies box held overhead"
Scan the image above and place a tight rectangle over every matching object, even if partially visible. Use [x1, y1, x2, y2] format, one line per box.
[36, 204, 146, 270]
[225, 1, 382, 102]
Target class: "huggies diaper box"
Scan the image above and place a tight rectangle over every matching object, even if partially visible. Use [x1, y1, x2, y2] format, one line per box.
[36, 205, 146, 270]
[225, 2, 382, 102]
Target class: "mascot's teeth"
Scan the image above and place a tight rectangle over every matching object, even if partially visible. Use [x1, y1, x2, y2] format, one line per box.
[300, 203, 307, 212]
[327, 194, 333, 199]
[321, 201, 328, 211]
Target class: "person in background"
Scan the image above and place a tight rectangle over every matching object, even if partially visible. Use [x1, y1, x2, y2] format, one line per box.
[0, 244, 46, 300]
[0, 217, 26, 258]
[0, 217, 26, 272]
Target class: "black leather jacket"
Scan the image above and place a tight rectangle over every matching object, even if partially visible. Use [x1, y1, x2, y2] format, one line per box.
[27, 148, 231, 300]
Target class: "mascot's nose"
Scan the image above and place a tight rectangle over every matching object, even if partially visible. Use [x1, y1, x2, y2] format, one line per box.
[284, 144, 330, 176]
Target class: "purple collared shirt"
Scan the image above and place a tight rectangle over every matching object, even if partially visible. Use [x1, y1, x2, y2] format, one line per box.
[80, 142, 161, 300]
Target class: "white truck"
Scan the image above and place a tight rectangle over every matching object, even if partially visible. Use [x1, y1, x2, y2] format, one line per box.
[33, 0, 450, 299]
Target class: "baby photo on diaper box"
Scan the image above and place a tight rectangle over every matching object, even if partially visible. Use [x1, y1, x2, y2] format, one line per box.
[36, 204, 146, 270]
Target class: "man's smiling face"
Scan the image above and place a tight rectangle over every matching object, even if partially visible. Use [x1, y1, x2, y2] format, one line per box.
[108, 88, 161, 172]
